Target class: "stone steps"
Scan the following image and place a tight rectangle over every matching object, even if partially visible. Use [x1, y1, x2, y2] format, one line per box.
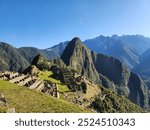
[8, 72, 19, 79]
[0, 72, 19, 80]
[29, 79, 42, 89]
[9, 75, 27, 83]
[0, 72, 7, 80]
[36, 82, 45, 91]
[0, 76, 7, 80]
[0, 73, 5, 77]
[18, 76, 33, 86]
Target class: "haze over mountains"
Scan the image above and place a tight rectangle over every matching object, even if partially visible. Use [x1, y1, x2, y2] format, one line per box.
[84, 35, 150, 68]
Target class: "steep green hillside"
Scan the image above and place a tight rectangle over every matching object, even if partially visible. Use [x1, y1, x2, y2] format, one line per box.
[0, 42, 29, 72]
[0, 80, 87, 113]
[18, 47, 42, 63]
[0, 41, 67, 72]
[91, 87, 143, 113]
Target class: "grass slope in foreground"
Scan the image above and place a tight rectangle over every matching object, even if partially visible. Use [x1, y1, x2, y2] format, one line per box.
[0, 80, 87, 113]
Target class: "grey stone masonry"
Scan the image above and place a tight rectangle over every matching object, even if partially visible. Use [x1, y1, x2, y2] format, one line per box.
[0, 72, 19, 80]
[7, 72, 19, 79]
[18, 76, 37, 86]
[52, 84, 59, 98]
[36, 82, 45, 91]
[29, 79, 42, 89]
[9, 75, 27, 83]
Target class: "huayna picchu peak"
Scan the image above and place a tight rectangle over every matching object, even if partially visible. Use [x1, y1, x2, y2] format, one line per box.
[61, 37, 100, 84]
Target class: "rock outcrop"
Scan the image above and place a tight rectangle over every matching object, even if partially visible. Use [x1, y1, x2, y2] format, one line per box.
[23, 65, 39, 75]
[91, 51, 150, 108]
[128, 72, 150, 108]
[31, 54, 51, 70]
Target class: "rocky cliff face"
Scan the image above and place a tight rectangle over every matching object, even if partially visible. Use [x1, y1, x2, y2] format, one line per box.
[128, 72, 150, 108]
[92, 52, 130, 86]
[61, 37, 100, 84]
[91, 51, 150, 108]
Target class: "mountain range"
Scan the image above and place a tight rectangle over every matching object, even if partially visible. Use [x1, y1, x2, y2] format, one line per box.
[83, 35, 150, 88]
[1, 35, 150, 87]
[0, 41, 68, 72]
[84, 35, 150, 68]
[20, 38, 148, 112]
[1, 35, 150, 111]
[60, 37, 150, 108]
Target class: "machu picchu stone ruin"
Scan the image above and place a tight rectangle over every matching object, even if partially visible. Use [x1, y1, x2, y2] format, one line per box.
[0, 71, 59, 98]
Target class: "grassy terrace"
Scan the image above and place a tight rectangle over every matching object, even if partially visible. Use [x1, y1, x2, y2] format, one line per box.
[38, 71, 69, 93]
[0, 80, 88, 113]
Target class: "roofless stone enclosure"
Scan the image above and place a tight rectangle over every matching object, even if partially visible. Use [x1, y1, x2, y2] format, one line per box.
[0, 71, 59, 98]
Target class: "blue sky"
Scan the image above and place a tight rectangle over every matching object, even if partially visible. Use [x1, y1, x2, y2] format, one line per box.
[0, 0, 150, 48]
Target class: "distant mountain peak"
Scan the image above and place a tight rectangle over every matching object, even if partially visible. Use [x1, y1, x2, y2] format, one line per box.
[112, 34, 118, 38]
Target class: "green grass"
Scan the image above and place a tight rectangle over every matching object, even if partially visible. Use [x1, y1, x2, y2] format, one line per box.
[38, 71, 85, 107]
[0, 107, 6, 113]
[38, 71, 60, 83]
[0, 80, 88, 113]
[38, 71, 69, 93]
[91, 87, 143, 113]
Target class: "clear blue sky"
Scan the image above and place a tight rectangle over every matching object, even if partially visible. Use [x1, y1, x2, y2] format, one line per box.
[0, 0, 150, 48]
